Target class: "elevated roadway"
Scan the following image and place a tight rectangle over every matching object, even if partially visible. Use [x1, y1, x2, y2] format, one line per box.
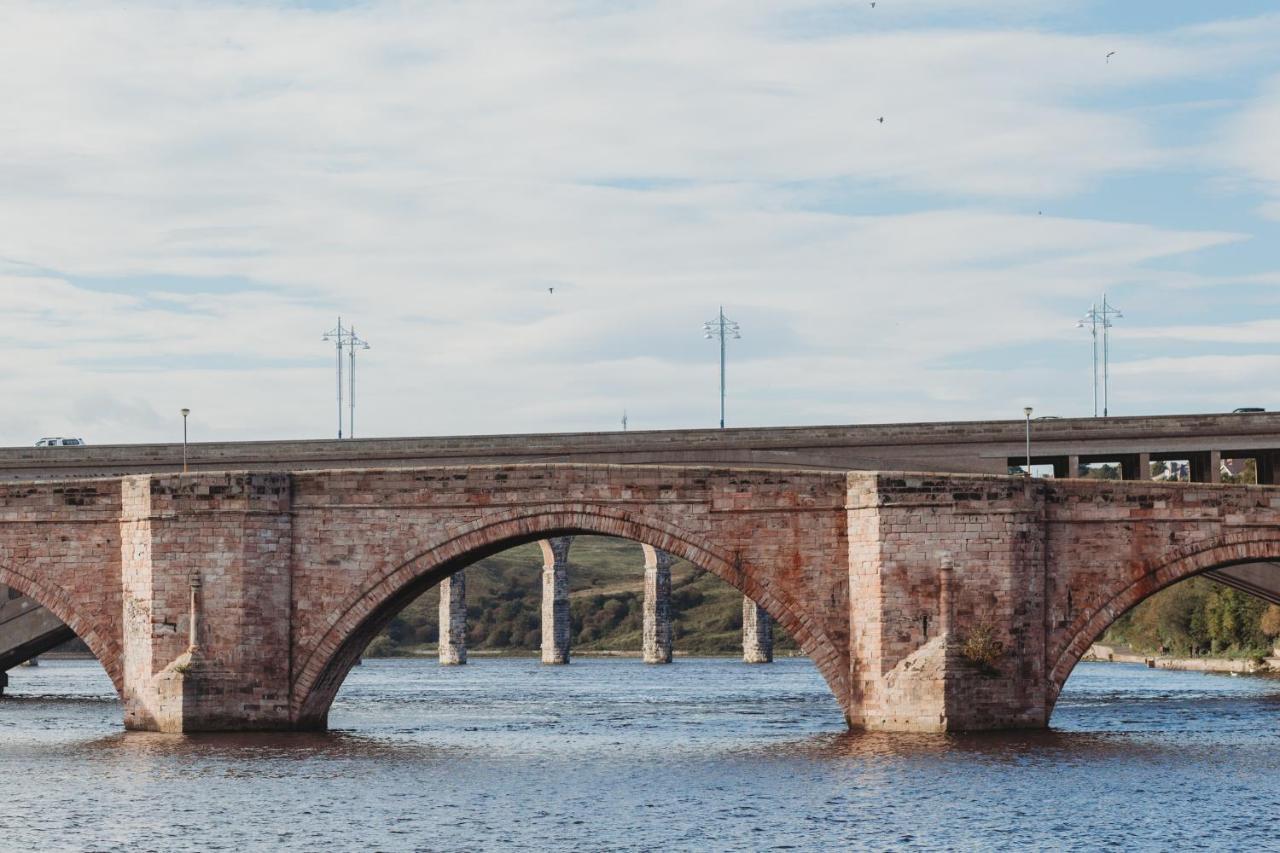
[4, 411, 1280, 481]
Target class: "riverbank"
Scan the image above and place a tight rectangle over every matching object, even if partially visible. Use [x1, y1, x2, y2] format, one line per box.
[1086, 643, 1280, 675]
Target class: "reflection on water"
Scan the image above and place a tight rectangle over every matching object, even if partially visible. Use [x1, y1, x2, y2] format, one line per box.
[3, 658, 1280, 850]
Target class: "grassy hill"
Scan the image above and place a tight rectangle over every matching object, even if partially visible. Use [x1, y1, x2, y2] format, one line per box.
[368, 535, 796, 657]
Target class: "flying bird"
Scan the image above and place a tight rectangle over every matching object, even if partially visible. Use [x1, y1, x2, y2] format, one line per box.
[1106, 51, 1116, 63]
[877, 116, 885, 124]
[870, 2, 876, 7]
[548, 286, 555, 294]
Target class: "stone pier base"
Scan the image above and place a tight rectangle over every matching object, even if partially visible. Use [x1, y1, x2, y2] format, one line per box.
[642, 545, 673, 664]
[742, 597, 773, 664]
[438, 571, 467, 665]
[540, 537, 573, 665]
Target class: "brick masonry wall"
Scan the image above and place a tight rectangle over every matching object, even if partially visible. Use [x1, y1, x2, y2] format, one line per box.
[11, 465, 1280, 733]
[846, 473, 1049, 731]
[0, 478, 124, 692]
[287, 464, 853, 727]
[1043, 478, 1280, 705]
[121, 473, 294, 731]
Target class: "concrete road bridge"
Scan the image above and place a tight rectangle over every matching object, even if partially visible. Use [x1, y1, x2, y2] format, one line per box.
[2, 461, 1280, 732]
[3, 411, 1280, 481]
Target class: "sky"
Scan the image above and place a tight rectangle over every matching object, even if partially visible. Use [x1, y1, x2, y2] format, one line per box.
[2, 0, 1279, 445]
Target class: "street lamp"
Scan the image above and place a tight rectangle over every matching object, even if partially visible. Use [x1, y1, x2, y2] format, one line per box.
[1077, 295, 1122, 417]
[703, 307, 741, 429]
[181, 408, 190, 473]
[1023, 406, 1033, 477]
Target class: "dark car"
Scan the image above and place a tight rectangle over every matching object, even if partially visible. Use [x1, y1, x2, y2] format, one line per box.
[1233, 407, 1266, 414]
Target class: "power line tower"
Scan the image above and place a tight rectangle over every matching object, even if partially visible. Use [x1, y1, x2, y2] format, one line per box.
[1078, 294, 1122, 417]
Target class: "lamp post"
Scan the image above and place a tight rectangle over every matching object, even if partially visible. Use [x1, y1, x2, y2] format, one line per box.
[181, 408, 190, 473]
[1023, 406, 1033, 477]
[703, 307, 741, 429]
[1078, 295, 1122, 417]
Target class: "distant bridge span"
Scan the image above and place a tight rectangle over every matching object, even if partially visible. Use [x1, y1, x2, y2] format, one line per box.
[4, 411, 1280, 481]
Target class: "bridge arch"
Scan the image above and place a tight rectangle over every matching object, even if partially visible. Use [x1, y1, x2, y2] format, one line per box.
[291, 505, 845, 728]
[1047, 530, 1280, 713]
[0, 563, 124, 696]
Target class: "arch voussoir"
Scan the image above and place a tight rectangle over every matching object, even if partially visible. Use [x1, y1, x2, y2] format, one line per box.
[0, 564, 124, 695]
[1048, 529, 1280, 699]
[290, 503, 845, 726]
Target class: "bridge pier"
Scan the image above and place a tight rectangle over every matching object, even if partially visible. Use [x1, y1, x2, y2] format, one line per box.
[120, 473, 294, 733]
[742, 597, 773, 664]
[438, 572, 467, 665]
[641, 545, 674, 664]
[1189, 450, 1222, 483]
[540, 537, 573, 664]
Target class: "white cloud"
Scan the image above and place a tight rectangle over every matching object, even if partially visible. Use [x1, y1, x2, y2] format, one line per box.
[0, 1, 1276, 443]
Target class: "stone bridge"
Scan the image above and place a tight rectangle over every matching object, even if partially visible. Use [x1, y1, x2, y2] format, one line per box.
[2, 464, 1279, 733]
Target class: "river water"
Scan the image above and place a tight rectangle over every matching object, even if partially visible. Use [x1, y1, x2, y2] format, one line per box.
[2, 657, 1280, 851]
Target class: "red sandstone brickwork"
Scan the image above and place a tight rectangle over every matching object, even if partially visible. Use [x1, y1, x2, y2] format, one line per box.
[10, 464, 1280, 733]
[0, 478, 124, 691]
[1043, 479, 1280, 705]
[287, 464, 852, 726]
[847, 473, 1049, 731]
[120, 473, 294, 731]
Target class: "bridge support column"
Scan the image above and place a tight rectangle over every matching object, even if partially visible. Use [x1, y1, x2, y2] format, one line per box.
[1119, 452, 1151, 481]
[1190, 450, 1222, 483]
[846, 473, 1050, 732]
[540, 537, 573, 664]
[1255, 451, 1280, 485]
[742, 597, 773, 664]
[438, 572, 467, 665]
[642, 545, 674, 664]
[120, 473, 294, 733]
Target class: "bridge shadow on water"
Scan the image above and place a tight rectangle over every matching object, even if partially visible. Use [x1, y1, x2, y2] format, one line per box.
[749, 728, 1177, 764]
[66, 729, 463, 766]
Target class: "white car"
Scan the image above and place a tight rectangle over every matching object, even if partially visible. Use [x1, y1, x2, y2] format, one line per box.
[35, 437, 85, 447]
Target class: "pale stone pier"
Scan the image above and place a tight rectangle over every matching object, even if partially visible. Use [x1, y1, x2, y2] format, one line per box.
[742, 597, 773, 663]
[641, 544, 674, 664]
[438, 571, 467, 665]
[540, 536, 573, 664]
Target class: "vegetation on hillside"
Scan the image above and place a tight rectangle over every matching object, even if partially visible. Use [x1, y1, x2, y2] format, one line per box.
[367, 535, 796, 657]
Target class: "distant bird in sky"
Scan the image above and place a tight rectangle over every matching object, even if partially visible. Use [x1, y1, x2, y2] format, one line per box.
[877, 116, 885, 124]
[870, 2, 876, 7]
[548, 286, 555, 294]
[1106, 51, 1116, 63]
